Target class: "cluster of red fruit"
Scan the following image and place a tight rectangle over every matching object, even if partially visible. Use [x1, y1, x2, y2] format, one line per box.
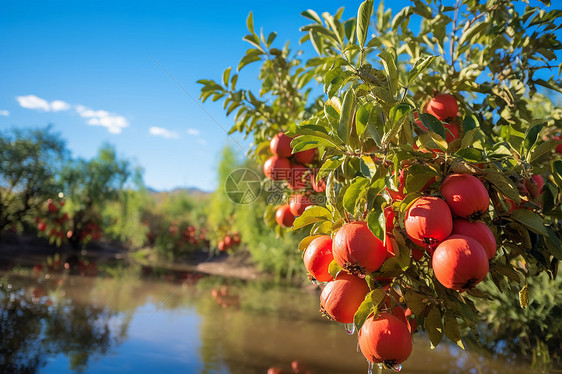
[218, 232, 241, 252]
[168, 224, 207, 248]
[78, 222, 102, 242]
[302, 228, 414, 368]
[264, 132, 327, 229]
[267, 360, 313, 374]
[35, 199, 69, 239]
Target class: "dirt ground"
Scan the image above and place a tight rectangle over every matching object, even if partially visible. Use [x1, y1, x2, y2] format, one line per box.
[0, 232, 266, 281]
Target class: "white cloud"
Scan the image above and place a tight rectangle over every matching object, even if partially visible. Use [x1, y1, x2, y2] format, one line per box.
[0, 110, 9, 116]
[186, 128, 200, 136]
[16, 95, 128, 134]
[50, 100, 71, 111]
[16, 95, 70, 112]
[149, 126, 179, 139]
[16, 95, 51, 111]
[75, 105, 128, 134]
[197, 138, 207, 145]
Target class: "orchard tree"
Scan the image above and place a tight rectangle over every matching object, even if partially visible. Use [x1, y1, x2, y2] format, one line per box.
[200, 0, 562, 370]
[0, 126, 67, 234]
[59, 144, 140, 249]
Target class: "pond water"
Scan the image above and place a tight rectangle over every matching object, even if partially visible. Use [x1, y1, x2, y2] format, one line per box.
[0, 262, 538, 374]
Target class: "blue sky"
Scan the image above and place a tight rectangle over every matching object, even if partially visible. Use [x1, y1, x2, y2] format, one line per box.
[0, 0, 385, 191]
[0, 0, 557, 191]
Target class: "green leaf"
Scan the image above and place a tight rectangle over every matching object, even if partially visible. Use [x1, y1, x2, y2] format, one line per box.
[523, 124, 542, 154]
[328, 260, 343, 279]
[455, 148, 483, 162]
[379, 48, 398, 94]
[391, 6, 412, 31]
[404, 290, 426, 316]
[354, 292, 374, 331]
[222, 67, 232, 87]
[529, 139, 562, 163]
[238, 49, 263, 71]
[545, 227, 562, 260]
[338, 90, 357, 144]
[356, 0, 374, 48]
[367, 210, 385, 242]
[298, 235, 324, 251]
[519, 284, 529, 309]
[355, 103, 371, 137]
[424, 306, 443, 348]
[343, 177, 370, 213]
[443, 314, 465, 349]
[246, 12, 255, 35]
[462, 114, 478, 133]
[318, 158, 344, 180]
[484, 171, 520, 204]
[419, 113, 445, 139]
[292, 206, 332, 231]
[412, 0, 433, 18]
[266, 32, 277, 48]
[511, 209, 548, 236]
[301, 9, 323, 24]
[407, 54, 436, 86]
[553, 160, 562, 188]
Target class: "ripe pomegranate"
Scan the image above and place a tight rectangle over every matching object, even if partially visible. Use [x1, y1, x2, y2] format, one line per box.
[432, 234, 489, 290]
[451, 218, 496, 259]
[288, 163, 309, 190]
[310, 172, 326, 193]
[289, 194, 312, 217]
[303, 236, 334, 282]
[440, 174, 489, 218]
[405, 196, 452, 248]
[332, 221, 387, 274]
[358, 312, 413, 367]
[224, 235, 232, 247]
[267, 367, 284, 374]
[270, 132, 293, 158]
[294, 148, 316, 164]
[383, 206, 395, 232]
[275, 204, 295, 228]
[320, 273, 370, 323]
[232, 233, 241, 245]
[426, 93, 459, 121]
[218, 240, 226, 252]
[263, 156, 291, 181]
[37, 222, 47, 232]
[524, 174, 544, 198]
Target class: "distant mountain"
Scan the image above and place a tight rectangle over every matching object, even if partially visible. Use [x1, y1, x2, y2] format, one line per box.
[146, 186, 211, 197]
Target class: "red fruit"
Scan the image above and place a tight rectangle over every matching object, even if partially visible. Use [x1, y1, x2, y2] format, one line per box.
[310, 172, 326, 193]
[531, 174, 544, 197]
[218, 241, 226, 252]
[224, 235, 232, 247]
[333, 221, 387, 275]
[383, 206, 395, 232]
[37, 222, 47, 232]
[553, 135, 562, 153]
[385, 236, 397, 259]
[440, 174, 489, 218]
[405, 196, 452, 248]
[270, 132, 293, 158]
[426, 93, 459, 121]
[233, 234, 241, 245]
[358, 312, 413, 366]
[320, 273, 370, 323]
[288, 163, 309, 190]
[294, 148, 316, 164]
[263, 156, 291, 181]
[48, 201, 58, 213]
[452, 218, 496, 259]
[411, 248, 424, 261]
[303, 236, 334, 282]
[432, 234, 489, 290]
[267, 368, 284, 374]
[275, 204, 295, 228]
[289, 194, 312, 217]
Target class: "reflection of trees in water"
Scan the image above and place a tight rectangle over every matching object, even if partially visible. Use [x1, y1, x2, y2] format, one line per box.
[0, 285, 48, 373]
[0, 276, 132, 373]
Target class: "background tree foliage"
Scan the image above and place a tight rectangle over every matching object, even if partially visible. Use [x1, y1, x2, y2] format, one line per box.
[199, 0, 562, 367]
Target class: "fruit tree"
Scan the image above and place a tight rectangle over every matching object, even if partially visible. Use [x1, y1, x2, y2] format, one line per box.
[199, 0, 562, 370]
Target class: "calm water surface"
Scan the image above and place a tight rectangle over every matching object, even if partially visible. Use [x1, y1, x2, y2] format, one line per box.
[0, 264, 538, 374]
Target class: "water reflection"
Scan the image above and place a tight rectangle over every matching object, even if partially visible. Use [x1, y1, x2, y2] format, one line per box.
[0, 263, 544, 374]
